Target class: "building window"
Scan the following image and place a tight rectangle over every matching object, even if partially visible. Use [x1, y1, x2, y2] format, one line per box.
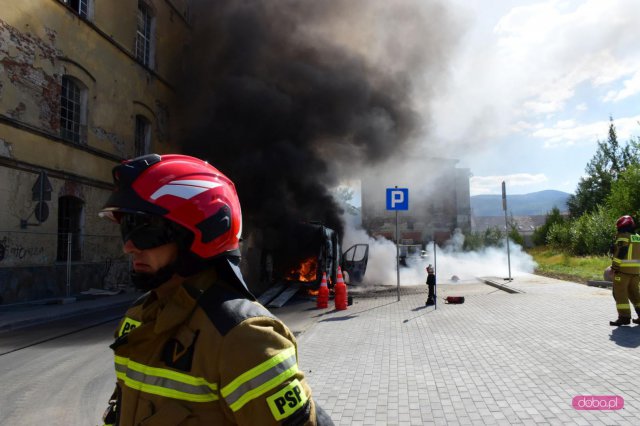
[57, 196, 84, 262]
[59, 0, 89, 18]
[136, 1, 154, 67]
[135, 115, 151, 157]
[60, 76, 87, 144]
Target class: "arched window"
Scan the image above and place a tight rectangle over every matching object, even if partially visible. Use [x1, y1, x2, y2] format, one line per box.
[136, 1, 155, 67]
[60, 76, 88, 144]
[57, 196, 84, 261]
[135, 115, 151, 157]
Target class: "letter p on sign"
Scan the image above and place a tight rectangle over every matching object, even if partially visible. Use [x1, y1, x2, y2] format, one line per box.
[386, 188, 409, 211]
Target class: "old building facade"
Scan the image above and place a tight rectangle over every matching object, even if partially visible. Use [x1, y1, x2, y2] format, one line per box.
[0, 0, 191, 303]
[361, 157, 471, 247]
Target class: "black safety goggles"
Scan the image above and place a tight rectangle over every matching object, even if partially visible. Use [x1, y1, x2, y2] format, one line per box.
[117, 213, 175, 250]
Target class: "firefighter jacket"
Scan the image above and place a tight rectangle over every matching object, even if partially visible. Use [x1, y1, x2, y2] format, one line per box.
[105, 268, 325, 425]
[611, 231, 640, 275]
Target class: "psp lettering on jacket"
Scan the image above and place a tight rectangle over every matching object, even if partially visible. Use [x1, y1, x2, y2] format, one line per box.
[267, 379, 308, 420]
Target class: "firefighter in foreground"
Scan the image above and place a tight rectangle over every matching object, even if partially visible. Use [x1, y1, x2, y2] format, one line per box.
[100, 154, 333, 425]
[609, 215, 640, 326]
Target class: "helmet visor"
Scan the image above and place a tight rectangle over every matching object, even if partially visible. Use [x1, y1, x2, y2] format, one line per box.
[118, 213, 175, 250]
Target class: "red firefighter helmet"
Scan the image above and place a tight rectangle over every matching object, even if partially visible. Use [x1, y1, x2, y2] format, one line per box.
[100, 154, 242, 259]
[616, 215, 635, 230]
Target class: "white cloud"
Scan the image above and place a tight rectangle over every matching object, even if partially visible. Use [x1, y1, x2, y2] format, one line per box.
[471, 173, 548, 196]
[533, 115, 640, 148]
[603, 70, 640, 102]
[433, 0, 640, 149]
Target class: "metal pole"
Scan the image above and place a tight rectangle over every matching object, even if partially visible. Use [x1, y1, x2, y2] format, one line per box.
[433, 240, 437, 310]
[66, 232, 72, 297]
[504, 212, 512, 280]
[396, 209, 400, 301]
[502, 181, 512, 280]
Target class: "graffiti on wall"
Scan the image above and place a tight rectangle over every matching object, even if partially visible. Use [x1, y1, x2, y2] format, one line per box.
[0, 236, 46, 262]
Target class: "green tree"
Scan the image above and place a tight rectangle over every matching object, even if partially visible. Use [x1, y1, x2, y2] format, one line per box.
[532, 206, 565, 246]
[606, 163, 640, 219]
[567, 118, 636, 217]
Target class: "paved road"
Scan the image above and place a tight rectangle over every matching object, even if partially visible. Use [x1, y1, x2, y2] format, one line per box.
[0, 319, 117, 425]
[299, 276, 640, 425]
[1, 275, 639, 425]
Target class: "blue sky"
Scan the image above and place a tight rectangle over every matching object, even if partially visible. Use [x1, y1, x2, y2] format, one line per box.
[430, 0, 640, 196]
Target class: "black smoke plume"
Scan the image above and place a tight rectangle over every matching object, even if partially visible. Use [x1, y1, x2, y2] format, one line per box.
[174, 0, 459, 241]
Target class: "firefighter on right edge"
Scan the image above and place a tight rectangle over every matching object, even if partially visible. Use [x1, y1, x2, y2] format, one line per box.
[609, 215, 640, 326]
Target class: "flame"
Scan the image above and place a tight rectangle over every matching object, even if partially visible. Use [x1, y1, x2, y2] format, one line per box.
[285, 256, 317, 282]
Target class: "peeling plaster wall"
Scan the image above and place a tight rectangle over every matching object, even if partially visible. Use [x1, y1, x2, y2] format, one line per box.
[0, 1, 188, 158]
[0, 1, 189, 302]
[0, 19, 60, 133]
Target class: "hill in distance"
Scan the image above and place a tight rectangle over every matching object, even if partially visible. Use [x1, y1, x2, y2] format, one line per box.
[471, 190, 571, 217]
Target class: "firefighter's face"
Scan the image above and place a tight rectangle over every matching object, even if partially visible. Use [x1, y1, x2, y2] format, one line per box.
[123, 240, 178, 274]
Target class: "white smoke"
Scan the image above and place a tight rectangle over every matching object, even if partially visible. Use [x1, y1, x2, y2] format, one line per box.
[342, 215, 537, 286]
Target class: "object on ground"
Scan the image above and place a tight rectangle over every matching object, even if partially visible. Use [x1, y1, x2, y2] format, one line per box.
[445, 296, 465, 304]
[334, 267, 348, 310]
[316, 272, 329, 309]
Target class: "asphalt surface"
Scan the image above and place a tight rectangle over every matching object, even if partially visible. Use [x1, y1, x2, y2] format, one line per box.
[1, 274, 639, 425]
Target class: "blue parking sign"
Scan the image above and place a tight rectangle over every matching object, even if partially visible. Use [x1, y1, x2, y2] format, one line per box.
[386, 188, 408, 210]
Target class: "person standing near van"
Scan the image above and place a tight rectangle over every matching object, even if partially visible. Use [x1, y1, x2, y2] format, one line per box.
[425, 264, 436, 307]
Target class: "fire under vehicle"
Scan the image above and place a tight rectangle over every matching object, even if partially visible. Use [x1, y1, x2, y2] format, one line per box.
[257, 222, 369, 307]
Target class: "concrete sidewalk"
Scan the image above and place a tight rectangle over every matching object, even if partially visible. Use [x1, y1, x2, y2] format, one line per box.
[299, 274, 640, 425]
[0, 291, 139, 332]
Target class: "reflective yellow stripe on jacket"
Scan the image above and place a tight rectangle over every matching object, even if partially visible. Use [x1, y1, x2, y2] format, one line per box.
[114, 356, 218, 403]
[221, 346, 299, 412]
[613, 234, 640, 272]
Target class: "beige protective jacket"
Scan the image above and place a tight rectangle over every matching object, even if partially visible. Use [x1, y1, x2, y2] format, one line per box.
[104, 269, 320, 425]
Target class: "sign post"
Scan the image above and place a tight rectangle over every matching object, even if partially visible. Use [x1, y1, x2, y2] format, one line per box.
[433, 239, 437, 310]
[386, 186, 409, 301]
[502, 181, 512, 281]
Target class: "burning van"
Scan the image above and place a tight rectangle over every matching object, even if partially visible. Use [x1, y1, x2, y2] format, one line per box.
[276, 222, 368, 288]
[243, 222, 368, 306]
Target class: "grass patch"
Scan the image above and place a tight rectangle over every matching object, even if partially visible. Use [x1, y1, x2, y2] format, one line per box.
[527, 246, 610, 284]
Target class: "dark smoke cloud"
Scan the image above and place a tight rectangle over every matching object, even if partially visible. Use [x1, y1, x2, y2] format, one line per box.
[174, 0, 461, 239]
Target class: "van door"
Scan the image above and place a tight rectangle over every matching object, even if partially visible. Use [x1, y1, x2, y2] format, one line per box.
[341, 244, 369, 283]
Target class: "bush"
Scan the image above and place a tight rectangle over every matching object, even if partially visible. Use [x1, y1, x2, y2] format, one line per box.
[572, 206, 616, 255]
[462, 226, 524, 250]
[547, 221, 572, 251]
[533, 207, 565, 246]
[508, 227, 524, 246]
[462, 227, 505, 251]
[547, 206, 616, 255]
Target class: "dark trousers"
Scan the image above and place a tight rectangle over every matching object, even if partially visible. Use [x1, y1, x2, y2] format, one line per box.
[427, 284, 435, 302]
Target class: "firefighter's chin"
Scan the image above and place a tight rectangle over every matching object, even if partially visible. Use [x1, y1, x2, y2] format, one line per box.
[130, 264, 175, 291]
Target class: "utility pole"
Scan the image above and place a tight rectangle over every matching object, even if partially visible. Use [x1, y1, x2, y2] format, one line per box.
[502, 181, 512, 281]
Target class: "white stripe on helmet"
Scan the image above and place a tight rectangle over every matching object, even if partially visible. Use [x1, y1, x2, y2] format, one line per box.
[150, 180, 223, 200]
